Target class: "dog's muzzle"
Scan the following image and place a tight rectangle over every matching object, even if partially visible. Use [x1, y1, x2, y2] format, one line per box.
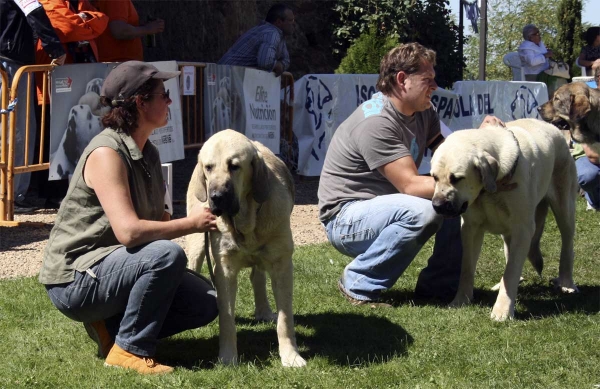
[432, 197, 468, 217]
[208, 183, 239, 217]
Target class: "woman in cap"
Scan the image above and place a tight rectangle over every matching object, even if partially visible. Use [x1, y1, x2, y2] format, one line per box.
[39, 61, 218, 375]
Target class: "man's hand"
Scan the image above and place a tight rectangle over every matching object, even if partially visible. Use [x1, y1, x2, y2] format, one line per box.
[273, 61, 284, 77]
[145, 18, 165, 34]
[50, 54, 66, 66]
[479, 115, 505, 129]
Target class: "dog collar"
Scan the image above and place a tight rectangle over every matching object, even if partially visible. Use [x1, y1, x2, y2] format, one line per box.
[506, 130, 520, 180]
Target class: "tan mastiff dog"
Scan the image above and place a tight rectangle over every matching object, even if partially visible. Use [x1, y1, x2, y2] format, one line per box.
[186, 129, 306, 367]
[538, 82, 600, 153]
[430, 118, 579, 321]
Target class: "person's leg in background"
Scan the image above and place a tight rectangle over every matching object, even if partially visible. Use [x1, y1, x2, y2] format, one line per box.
[32, 99, 68, 209]
[414, 216, 462, 301]
[1, 60, 38, 213]
[576, 156, 600, 210]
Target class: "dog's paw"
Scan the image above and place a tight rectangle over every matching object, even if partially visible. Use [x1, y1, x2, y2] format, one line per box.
[448, 294, 472, 308]
[490, 304, 514, 321]
[254, 309, 277, 323]
[281, 351, 306, 368]
[550, 278, 579, 293]
[218, 352, 239, 366]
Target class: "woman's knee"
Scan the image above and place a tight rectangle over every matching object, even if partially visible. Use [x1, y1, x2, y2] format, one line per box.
[148, 240, 188, 271]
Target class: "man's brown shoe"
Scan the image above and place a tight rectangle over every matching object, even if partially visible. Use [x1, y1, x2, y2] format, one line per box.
[84, 320, 114, 358]
[104, 344, 174, 375]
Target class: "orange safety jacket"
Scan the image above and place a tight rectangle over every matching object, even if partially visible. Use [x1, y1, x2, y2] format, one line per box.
[35, 0, 108, 102]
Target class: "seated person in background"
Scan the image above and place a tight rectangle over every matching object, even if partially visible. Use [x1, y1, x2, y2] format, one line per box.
[39, 61, 219, 375]
[318, 42, 507, 307]
[218, 3, 294, 77]
[94, 0, 164, 62]
[518, 24, 552, 81]
[578, 26, 600, 74]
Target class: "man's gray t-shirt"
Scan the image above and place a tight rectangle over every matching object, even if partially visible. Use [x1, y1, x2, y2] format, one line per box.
[318, 92, 441, 222]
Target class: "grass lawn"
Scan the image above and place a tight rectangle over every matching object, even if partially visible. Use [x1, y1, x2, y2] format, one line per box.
[0, 198, 598, 388]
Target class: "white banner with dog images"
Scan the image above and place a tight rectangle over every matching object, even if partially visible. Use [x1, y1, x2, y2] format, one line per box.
[293, 75, 549, 177]
[49, 61, 184, 181]
[203, 64, 280, 154]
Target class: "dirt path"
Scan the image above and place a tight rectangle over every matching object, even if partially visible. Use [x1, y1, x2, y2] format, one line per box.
[0, 156, 326, 279]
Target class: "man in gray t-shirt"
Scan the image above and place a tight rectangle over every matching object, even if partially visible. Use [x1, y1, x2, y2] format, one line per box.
[318, 43, 503, 306]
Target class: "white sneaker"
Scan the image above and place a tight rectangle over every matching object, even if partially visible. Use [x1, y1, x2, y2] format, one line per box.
[586, 202, 598, 212]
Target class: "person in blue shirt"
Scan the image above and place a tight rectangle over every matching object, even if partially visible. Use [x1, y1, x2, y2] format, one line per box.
[218, 3, 294, 77]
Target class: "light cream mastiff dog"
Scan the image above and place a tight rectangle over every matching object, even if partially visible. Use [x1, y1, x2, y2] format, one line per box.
[429, 118, 579, 321]
[186, 129, 306, 367]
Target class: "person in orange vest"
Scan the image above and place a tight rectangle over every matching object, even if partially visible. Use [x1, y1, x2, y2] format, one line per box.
[32, 0, 107, 209]
[93, 0, 165, 62]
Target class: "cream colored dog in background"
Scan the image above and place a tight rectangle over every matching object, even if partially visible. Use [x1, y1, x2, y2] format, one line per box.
[186, 129, 306, 367]
[430, 118, 579, 321]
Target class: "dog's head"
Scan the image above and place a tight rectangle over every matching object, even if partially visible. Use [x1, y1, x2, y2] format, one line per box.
[430, 132, 500, 217]
[85, 78, 104, 95]
[193, 129, 271, 217]
[63, 105, 103, 162]
[538, 83, 600, 144]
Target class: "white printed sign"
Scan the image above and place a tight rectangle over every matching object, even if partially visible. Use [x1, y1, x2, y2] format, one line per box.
[293, 75, 550, 177]
[243, 68, 280, 153]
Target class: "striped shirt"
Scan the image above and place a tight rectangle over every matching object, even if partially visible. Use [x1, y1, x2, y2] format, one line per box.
[218, 21, 289, 72]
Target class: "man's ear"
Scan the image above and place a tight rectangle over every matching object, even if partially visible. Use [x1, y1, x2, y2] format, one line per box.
[396, 71, 407, 86]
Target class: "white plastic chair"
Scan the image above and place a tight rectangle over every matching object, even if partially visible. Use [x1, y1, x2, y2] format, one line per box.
[503, 52, 526, 81]
[576, 57, 588, 77]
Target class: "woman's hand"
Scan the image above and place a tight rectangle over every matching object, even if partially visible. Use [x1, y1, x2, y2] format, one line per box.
[544, 50, 553, 59]
[188, 203, 219, 232]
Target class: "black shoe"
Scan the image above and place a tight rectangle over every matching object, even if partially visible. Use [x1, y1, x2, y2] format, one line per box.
[337, 279, 393, 308]
[44, 198, 62, 209]
[14, 200, 39, 214]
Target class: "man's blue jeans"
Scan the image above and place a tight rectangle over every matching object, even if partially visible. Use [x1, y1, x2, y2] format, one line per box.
[46, 240, 218, 357]
[576, 156, 600, 209]
[324, 194, 462, 301]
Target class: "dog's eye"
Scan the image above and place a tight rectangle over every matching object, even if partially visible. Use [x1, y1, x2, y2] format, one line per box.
[432, 175, 438, 182]
[205, 165, 213, 173]
[449, 174, 463, 184]
[229, 164, 240, 172]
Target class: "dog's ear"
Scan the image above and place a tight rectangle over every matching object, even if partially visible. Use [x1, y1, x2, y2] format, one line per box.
[193, 153, 208, 203]
[474, 152, 498, 193]
[570, 95, 591, 121]
[251, 150, 271, 203]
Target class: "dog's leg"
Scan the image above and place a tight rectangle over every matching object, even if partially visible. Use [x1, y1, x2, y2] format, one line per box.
[185, 233, 206, 273]
[449, 223, 484, 307]
[269, 258, 306, 368]
[250, 266, 277, 322]
[491, 230, 531, 321]
[548, 188, 578, 293]
[527, 200, 548, 276]
[215, 258, 240, 365]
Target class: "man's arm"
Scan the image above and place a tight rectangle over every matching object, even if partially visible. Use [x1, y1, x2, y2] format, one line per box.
[378, 156, 435, 199]
[17, 0, 66, 60]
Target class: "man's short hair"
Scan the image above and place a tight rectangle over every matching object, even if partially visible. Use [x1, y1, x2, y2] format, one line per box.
[266, 3, 292, 23]
[376, 42, 437, 95]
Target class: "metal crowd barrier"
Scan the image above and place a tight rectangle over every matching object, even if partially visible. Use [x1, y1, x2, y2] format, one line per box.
[1, 64, 53, 226]
[0, 63, 295, 226]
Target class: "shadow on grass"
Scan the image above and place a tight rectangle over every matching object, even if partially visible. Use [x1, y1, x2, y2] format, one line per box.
[401, 283, 599, 320]
[159, 312, 412, 369]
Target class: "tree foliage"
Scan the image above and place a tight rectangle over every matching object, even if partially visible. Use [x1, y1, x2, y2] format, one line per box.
[556, 0, 583, 70]
[335, 26, 398, 74]
[333, 0, 462, 88]
[464, 0, 585, 81]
